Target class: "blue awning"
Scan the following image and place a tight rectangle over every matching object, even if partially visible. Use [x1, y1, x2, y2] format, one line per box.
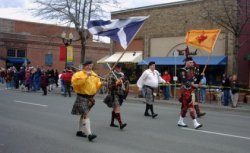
[138, 56, 227, 65]
[7, 57, 31, 64]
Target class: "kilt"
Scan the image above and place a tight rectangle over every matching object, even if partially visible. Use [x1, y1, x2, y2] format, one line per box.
[71, 95, 95, 115]
[113, 94, 123, 106]
[144, 86, 154, 105]
[103, 94, 123, 108]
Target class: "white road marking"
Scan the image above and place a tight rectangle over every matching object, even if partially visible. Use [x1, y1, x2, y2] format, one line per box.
[14, 100, 48, 107]
[182, 128, 250, 140]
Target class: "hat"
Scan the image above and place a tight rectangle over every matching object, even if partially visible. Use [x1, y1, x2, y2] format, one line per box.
[82, 60, 93, 66]
[148, 61, 155, 67]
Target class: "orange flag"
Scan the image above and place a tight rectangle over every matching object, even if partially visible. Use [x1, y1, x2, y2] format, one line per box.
[185, 29, 221, 53]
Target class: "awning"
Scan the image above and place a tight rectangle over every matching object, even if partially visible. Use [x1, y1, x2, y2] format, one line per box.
[97, 51, 143, 63]
[138, 56, 227, 65]
[7, 57, 31, 64]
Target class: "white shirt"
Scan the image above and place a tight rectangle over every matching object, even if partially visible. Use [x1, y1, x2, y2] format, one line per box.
[137, 69, 166, 90]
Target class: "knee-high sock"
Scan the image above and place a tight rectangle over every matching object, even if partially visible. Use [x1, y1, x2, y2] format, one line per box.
[149, 104, 155, 115]
[79, 117, 85, 131]
[145, 104, 150, 114]
[111, 111, 116, 124]
[115, 113, 123, 125]
[84, 118, 91, 135]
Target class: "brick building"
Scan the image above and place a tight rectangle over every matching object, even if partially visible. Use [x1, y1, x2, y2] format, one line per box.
[0, 18, 110, 75]
[111, 0, 250, 87]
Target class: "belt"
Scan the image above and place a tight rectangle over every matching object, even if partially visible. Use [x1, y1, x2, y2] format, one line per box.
[77, 93, 94, 98]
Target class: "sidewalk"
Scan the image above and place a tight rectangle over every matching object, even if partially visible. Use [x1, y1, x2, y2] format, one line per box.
[119, 93, 250, 113]
[1, 83, 250, 113]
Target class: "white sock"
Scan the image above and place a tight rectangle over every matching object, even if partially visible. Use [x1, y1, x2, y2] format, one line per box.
[84, 118, 92, 136]
[79, 117, 85, 132]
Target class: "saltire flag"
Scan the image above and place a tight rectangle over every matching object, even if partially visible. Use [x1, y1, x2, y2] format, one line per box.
[87, 16, 149, 50]
[67, 46, 73, 62]
[59, 45, 67, 61]
[185, 29, 221, 53]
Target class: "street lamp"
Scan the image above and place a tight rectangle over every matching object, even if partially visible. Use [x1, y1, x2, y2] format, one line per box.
[61, 31, 74, 68]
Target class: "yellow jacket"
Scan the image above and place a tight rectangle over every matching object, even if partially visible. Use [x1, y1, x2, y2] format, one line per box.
[71, 70, 102, 95]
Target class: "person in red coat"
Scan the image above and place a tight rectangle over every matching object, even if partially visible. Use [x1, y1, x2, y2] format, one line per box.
[162, 70, 171, 100]
[60, 67, 73, 97]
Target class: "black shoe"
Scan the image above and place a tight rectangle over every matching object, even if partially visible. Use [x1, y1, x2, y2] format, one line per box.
[120, 123, 127, 130]
[144, 113, 151, 117]
[197, 112, 206, 118]
[110, 123, 119, 128]
[76, 131, 87, 137]
[152, 113, 158, 118]
[178, 124, 188, 127]
[88, 134, 97, 141]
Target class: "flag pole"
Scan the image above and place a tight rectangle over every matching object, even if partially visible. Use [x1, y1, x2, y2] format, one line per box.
[202, 52, 212, 74]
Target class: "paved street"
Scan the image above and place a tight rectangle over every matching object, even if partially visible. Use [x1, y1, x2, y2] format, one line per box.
[0, 88, 250, 153]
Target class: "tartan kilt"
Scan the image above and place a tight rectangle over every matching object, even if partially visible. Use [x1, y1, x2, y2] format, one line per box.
[71, 95, 94, 115]
[144, 86, 154, 105]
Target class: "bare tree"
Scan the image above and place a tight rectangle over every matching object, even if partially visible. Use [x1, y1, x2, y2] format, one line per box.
[200, 0, 250, 74]
[31, 0, 119, 64]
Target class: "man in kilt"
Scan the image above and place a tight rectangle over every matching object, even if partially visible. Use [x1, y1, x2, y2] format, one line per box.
[137, 61, 166, 118]
[71, 60, 102, 142]
[177, 53, 203, 129]
[107, 64, 128, 130]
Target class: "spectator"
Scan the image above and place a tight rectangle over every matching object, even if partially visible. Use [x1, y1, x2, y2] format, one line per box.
[60, 67, 73, 97]
[54, 69, 59, 87]
[162, 70, 171, 100]
[221, 73, 231, 106]
[230, 74, 240, 108]
[199, 73, 207, 103]
[40, 71, 49, 96]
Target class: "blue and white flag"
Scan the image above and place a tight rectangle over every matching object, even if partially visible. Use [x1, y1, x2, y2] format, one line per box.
[87, 16, 149, 50]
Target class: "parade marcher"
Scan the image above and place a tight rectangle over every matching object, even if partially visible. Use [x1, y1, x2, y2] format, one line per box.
[177, 47, 203, 129]
[71, 60, 102, 142]
[137, 61, 166, 118]
[107, 64, 128, 130]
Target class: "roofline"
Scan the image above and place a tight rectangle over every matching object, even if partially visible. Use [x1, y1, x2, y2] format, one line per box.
[0, 17, 68, 28]
[111, 0, 202, 15]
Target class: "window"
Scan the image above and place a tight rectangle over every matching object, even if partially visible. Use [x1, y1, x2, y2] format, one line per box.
[7, 48, 26, 57]
[17, 49, 25, 57]
[7, 48, 16, 57]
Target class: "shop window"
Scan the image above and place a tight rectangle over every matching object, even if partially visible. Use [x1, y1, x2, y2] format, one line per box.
[7, 48, 26, 57]
[17, 49, 26, 57]
[7, 48, 16, 57]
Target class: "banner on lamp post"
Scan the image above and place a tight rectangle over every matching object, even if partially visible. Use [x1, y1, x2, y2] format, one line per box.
[59, 45, 67, 61]
[67, 46, 73, 62]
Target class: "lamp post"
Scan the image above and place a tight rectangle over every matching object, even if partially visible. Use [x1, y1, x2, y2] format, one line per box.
[61, 31, 74, 68]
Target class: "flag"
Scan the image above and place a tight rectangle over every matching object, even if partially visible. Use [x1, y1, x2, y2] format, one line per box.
[185, 29, 221, 53]
[67, 46, 73, 62]
[87, 16, 149, 50]
[59, 45, 66, 61]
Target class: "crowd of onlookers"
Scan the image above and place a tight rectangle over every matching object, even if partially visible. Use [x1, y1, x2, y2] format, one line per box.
[0, 65, 74, 96]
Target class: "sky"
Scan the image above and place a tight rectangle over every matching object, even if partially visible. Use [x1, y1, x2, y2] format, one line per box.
[0, 0, 183, 24]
